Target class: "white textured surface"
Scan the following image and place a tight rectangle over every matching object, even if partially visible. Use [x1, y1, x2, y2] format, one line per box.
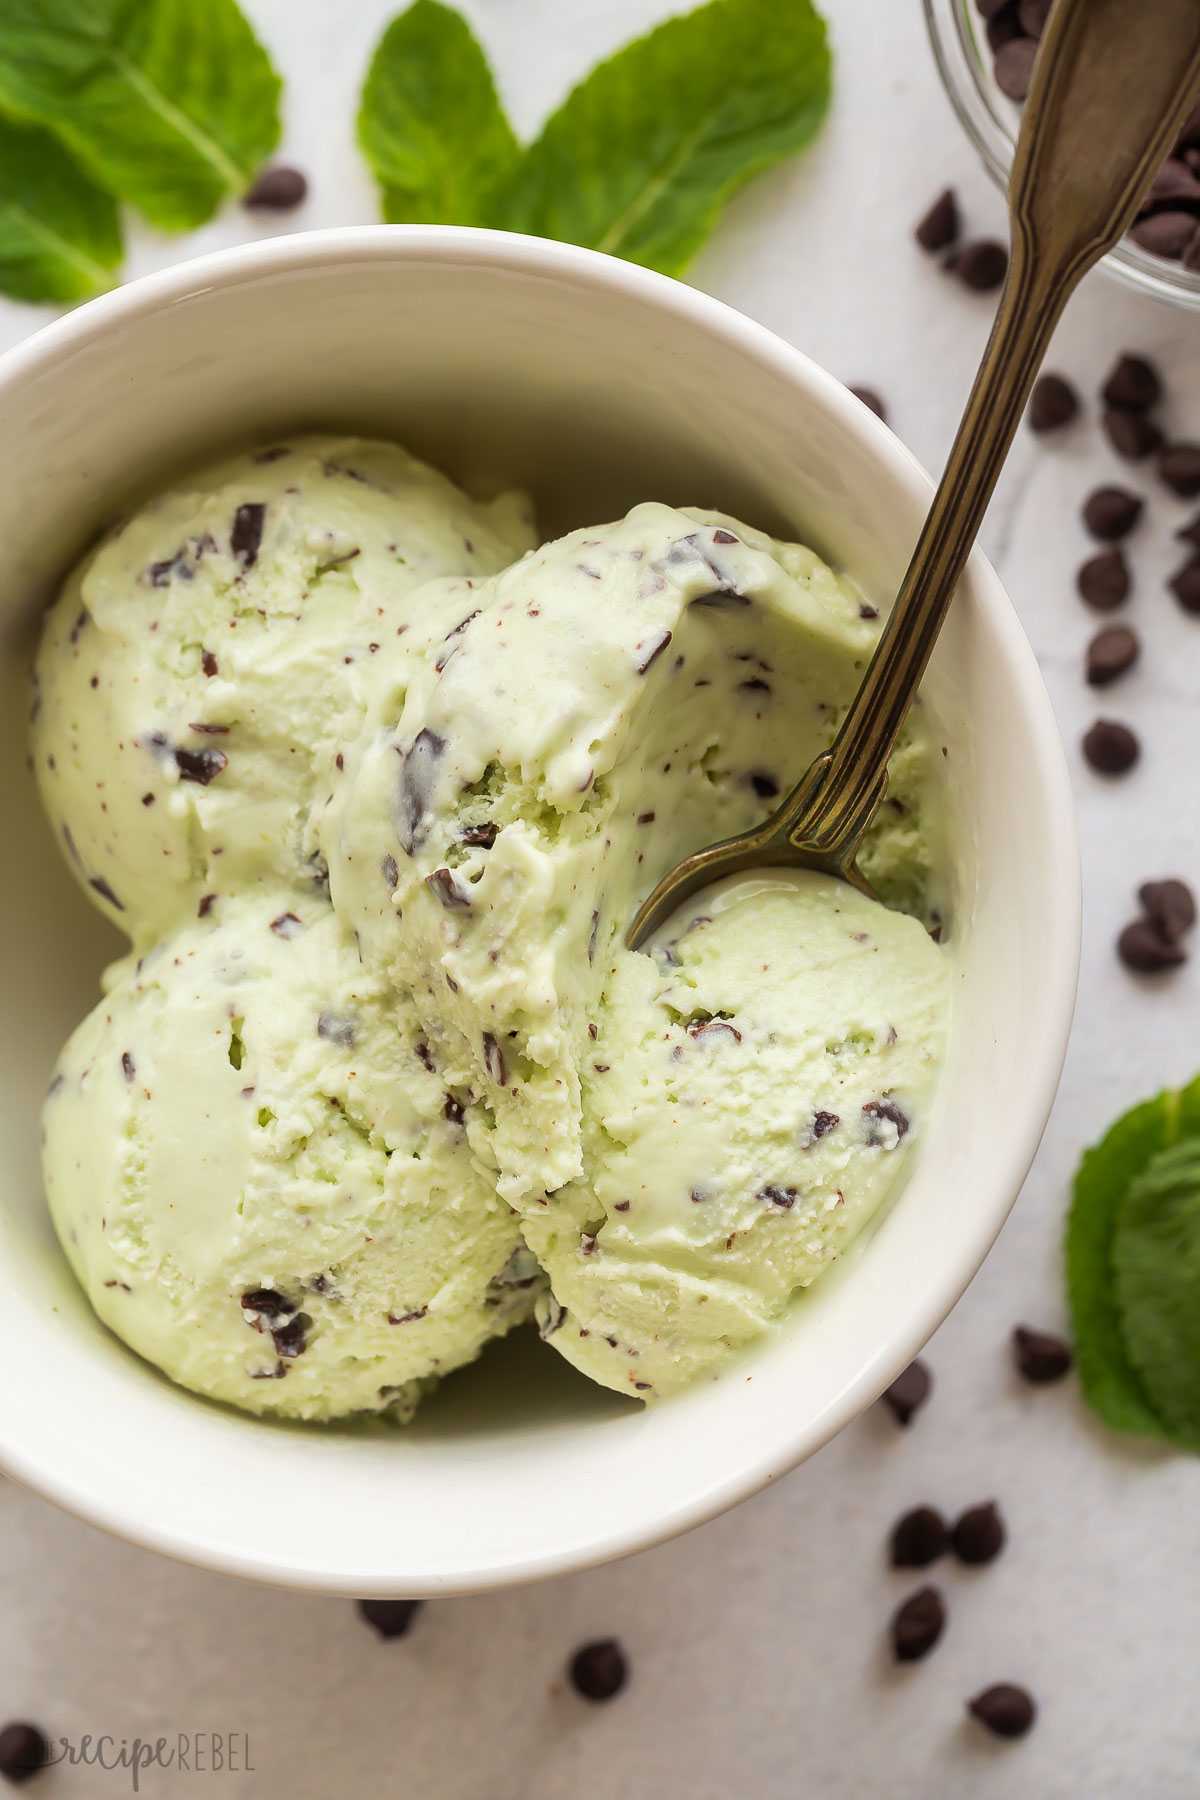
[2, 1, 1198, 1793]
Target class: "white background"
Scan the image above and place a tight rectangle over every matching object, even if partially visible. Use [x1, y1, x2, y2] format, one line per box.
[3, 2, 1200, 1794]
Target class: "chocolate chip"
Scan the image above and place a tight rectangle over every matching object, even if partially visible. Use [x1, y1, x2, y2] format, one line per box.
[1016, 0, 1051, 32]
[849, 385, 887, 422]
[381, 853, 399, 889]
[634, 629, 672, 675]
[441, 1094, 465, 1129]
[809, 1109, 840, 1140]
[758, 1184, 798, 1208]
[243, 164, 308, 209]
[889, 1506, 947, 1568]
[317, 1011, 356, 1048]
[121, 1051, 135, 1081]
[1085, 624, 1139, 686]
[270, 912, 303, 937]
[1118, 919, 1187, 972]
[881, 1358, 931, 1425]
[862, 1098, 910, 1143]
[1076, 547, 1130, 611]
[201, 648, 219, 677]
[569, 1639, 629, 1702]
[483, 1031, 507, 1085]
[986, 5, 1023, 50]
[396, 727, 447, 855]
[952, 239, 1009, 291]
[241, 1288, 295, 1319]
[148, 551, 189, 587]
[198, 892, 217, 916]
[891, 1586, 945, 1661]
[1177, 512, 1200, 550]
[272, 1312, 310, 1358]
[1082, 486, 1143, 541]
[915, 187, 960, 254]
[950, 1501, 1006, 1566]
[89, 874, 124, 910]
[425, 867, 471, 909]
[1013, 1324, 1073, 1382]
[737, 677, 771, 695]
[1082, 719, 1139, 775]
[749, 770, 780, 798]
[688, 1018, 742, 1043]
[230, 501, 266, 567]
[0, 1723, 49, 1784]
[993, 37, 1038, 99]
[387, 1306, 427, 1325]
[1103, 408, 1163, 461]
[461, 821, 498, 847]
[356, 1598, 422, 1640]
[141, 792, 155, 806]
[174, 745, 228, 784]
[968, 1684, 1036, 1739]
[1102, 353, 1162, 413]
[1170, 555, 1200, 613]
[1139, 878, 1196, 942]
[1027, 373, 1078, 432]
[1159, 441, 1200, 497]
[1130, 212, 1199, 259]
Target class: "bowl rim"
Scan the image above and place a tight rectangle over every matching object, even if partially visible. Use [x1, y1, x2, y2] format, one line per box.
[0, 225, 1082, 1592]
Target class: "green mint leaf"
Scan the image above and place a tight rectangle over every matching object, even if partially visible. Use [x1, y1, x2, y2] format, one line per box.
[491, 0, 832, 276]
[1066, 1077, 1200, 1441]
[358, 0, 519, 226]
[0, 0, 282, 233]
[1112, 1137, 1200, 1451]
[0, 112, 121, 302]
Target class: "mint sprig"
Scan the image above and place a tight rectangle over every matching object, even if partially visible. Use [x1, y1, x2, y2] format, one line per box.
[357, 0, 833, 277]
[1066, 1075, 1200, 1447]
[0, 113, 121, 302]
[0, 0, 282, 236]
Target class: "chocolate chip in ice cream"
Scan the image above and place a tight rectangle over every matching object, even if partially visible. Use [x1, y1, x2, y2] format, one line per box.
[357, 1598, 423, 1640]
[758, 1185, 798, 1208]
[174, 745, 228, 785]
[1085, 624, 1139, 686]
[201, 649, 219, 677]
[460, 821, 498, 848]
[396, 727, 447, 856]
[863, 1098, 910, 1144]
[1102, 354, 1162, 413]
[121, 1051, 135, 1081]
[968, 1684, 1037, 1739]
[269, 912, 304, 938]
[569, 1639, 629, 1701]
[1027, 373, 1079, 433]
[230, 502, 266, 568]
[1013, 1324, 1073, 1383]
[1082, 487, 1143, 541]
[889, 1506, 948, 1568]
[950, 1501, 1006, 1566]
[271, 1312, 310, 1358]
[0, 1722, 49, 1784]
[425, 867, 471, 909]
[243, 164, 308, 209]
[914, 188, 960, 254]
[881, 1358, 931, 1426]
[634, 628, 673, 674]
[1076, 548, 1130, 611]
[891, 1586, 946, 1661]
[317, 1011, 357, 1048]
[88, 874, 124, 911]
[483, 1032, 508, 1085]
[241, 1288, 296, 1319]
[1082, 719, 1139, 776]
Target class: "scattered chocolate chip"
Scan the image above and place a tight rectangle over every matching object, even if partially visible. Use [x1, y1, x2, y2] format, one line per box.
[569, 1639, 629, 1702]
[1118, 919, 1187, 973]
[633, 628, 673, 674]
[860, 602, 879, 620]
[272, 1312, 310, 1358]
[201, 648, 219, 677]
[198, 892, 217, 917]
[891, 1586, 946, 1662]
[993, 36, 1038, 99]
[230, 501, 266, 567]
[381, 853, 399, 889]
[1130, 212, 1199, 259]
[141, 792, 155, 806]
[1170, 555, 1200, 613]
[121, 1051, 135, 1081]
[148, 551, 189, 587]
[688, 1018, 743, 1043]
[425, 867, 470, 909]
[758, 1184, 798, 1208]
[636, 811, 655, 825]
[952, 238, 1009, 291]
[68, 607, 89, 642]
[1139, 878, 1196, 942]
[890, 1506, 948, 1568]
[882, 1359, 932, 1426]
[1013, 1324, 1073, 1383]
[1102, 353, 1162, 413]
[968, 1684, 1037, 1739]
[174, 745, 228, 784]
[0, 1722, 49, 1784]
[1082, 719, 1139, 775]
[387, 1306, 427, 1325]
[951, 1501, 1006, 1566]
[483, 1032, 507, 1085]
[356, 1598, 422, 1640]
[1076, 547, 1130, 611]
[241, 1288, 295, 1319]
[317, 1011, 356, 1048]
[1103, 408, 1163, 461]
[915, 187, 960, 254]
[243, 164, 308, 209]
[396, 727, 447, 855]
[849, 385, 887, 422]
[749, 770, 780, 798]
[88, 874, 124, 910]
[442, 1094, 464, 1126]
[270, 912, 303, 938]
[863, 1098, 910, 1143]
[737, 677, 771, 696]
[461, 821, 498, 848]
[1028, 373, 1079, 433]
[810, 1109, 840, 1140]
[1083, 486, 1144, 542]
[1158, 441, 1200, 497]
[1085, 624, 1139, 686]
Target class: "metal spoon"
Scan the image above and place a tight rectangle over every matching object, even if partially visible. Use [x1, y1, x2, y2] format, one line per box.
[627, 0, 1200, 949]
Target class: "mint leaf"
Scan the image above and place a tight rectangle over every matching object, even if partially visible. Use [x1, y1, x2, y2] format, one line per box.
[0, 112, 120, 302]
[1113, 1138, 1200, 1450]
[1066, 1076, 1200, 1440]
[358, 0, 519, 226]
[492, 0, 832, 275]
[0, 0, 282, 233]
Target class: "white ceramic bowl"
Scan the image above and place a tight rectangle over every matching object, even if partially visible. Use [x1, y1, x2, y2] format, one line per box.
[0, 227, 1079, 1594]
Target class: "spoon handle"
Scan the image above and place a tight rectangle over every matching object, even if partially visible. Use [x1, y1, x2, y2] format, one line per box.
[779, 0, 1200, 868]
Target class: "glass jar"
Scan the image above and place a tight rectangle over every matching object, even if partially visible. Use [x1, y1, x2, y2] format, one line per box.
[923, 0, 1200, 311]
